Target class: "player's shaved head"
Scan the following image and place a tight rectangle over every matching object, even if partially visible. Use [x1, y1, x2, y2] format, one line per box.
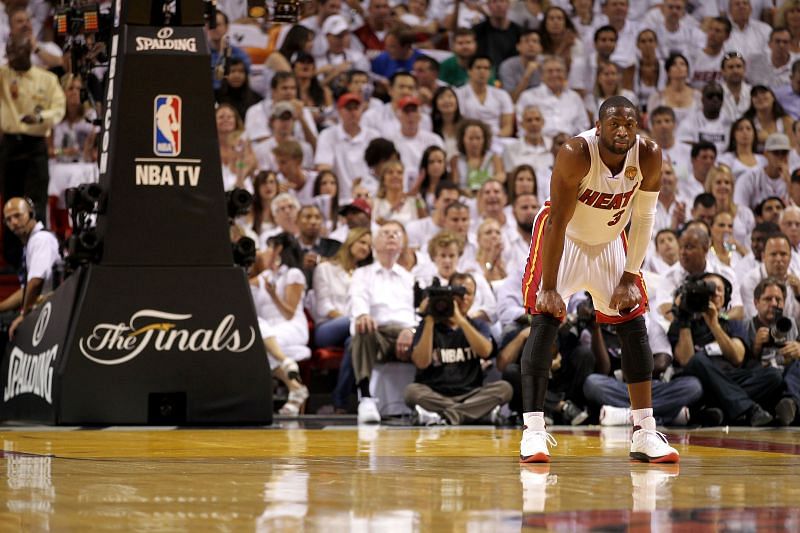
[599, 95, 638, 122]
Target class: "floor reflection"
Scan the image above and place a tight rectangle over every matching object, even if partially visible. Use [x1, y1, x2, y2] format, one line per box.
[1, 427, 800, 531]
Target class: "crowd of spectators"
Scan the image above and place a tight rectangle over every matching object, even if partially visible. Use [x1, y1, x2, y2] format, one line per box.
[10, 0, 800, 426]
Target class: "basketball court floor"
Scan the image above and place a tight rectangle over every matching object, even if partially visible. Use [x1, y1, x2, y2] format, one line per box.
[1, 420, 799, 531]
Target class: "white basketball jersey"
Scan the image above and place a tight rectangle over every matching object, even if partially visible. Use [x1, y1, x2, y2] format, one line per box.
[566, 130, 643, 246]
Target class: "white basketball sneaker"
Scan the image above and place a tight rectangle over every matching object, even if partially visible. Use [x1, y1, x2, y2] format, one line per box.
[519, 418, 557, 463]
[600, 405, 632, 426]
[357, 397, 381, 425]
[629, 416, 680, 463]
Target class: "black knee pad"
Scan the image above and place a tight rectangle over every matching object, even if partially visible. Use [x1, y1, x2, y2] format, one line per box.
[520, 314, 561, 377]
[616, 316, 653, 383]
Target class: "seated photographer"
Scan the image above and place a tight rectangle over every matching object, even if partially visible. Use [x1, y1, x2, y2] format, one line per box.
[0, 198, 60, 339]
[583, 307, 703, 427]
[498, 292, 595, 426]
[668, 272, 783, 426]
[744, 278, 800, 425]
[412, 230, 496, 323]
[656, 226, 745, 322]
[740, 233, 800, 321]
[405, 272, 512, 425]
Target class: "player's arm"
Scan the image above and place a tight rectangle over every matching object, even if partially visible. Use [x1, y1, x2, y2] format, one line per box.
[623, 138, 662, 281]
[609, 138, 661, 311]
[536, 138, 589, 316]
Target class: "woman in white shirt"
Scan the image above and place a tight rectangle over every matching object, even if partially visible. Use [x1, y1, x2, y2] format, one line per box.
[252, 232, 310, 365]
[646, 53, 700, 127]
[313, 228, 373, 413]
[313, 228, 373, 347]
[243, 171, 279, 241]
[584, 61, 639, 123]
[718, 117, 767, 181]
[708, 211, 746, 271]
[216, 103, 258, 191]
[705, 164, 755, 248]
[372, 160, 424, 226]
[250, 233, 311, 415]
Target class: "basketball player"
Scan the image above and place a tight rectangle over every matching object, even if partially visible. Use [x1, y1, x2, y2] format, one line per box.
[519, 96, 679, 464]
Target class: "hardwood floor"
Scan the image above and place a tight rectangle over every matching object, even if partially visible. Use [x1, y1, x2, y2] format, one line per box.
[2, 424, 799, 531]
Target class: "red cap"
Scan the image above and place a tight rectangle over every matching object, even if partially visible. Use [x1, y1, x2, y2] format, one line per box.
[339, 197, 372, 217]
[397, 95, 421, 109]
[337, 93, 363, 109]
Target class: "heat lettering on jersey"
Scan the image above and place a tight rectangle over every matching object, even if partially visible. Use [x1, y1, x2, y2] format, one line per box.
[577, 182, 639, 211]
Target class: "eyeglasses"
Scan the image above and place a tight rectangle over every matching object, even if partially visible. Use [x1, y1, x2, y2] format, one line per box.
[704, 92, 723, 99]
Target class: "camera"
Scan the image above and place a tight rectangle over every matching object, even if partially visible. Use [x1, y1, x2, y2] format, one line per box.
[762, 306, 795, 369]
[247, 0, 305, 22]
[414, 278, 466, 321]
[226, 188, 253, 219]
[676, 278, 716, 317]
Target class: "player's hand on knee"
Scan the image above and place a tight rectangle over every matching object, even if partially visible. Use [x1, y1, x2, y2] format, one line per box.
[610, 282, 641, 313]
[535, 289, 566, 318]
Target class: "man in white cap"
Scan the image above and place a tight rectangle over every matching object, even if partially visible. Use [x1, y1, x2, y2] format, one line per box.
[735, 133, 792, 210]
[315, 14, 371, 86]
[316, 93, 380, 203]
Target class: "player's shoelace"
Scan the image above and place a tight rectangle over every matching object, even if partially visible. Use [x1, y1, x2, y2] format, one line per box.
[524, 430, 558, 448]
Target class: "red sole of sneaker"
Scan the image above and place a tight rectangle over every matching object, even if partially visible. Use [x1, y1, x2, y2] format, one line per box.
[519, 453, 550, 464]
[630, 452, 680, 464]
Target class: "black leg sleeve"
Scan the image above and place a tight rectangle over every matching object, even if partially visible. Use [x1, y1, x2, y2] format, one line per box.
[616, 316, 654, 384]
[520, 314, 561, 412]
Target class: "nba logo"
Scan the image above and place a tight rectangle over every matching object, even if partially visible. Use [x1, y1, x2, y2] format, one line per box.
[154, 95, 182, 157]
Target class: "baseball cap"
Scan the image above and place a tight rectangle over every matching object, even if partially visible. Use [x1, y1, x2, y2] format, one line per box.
[397, 95, 421, 109]
[271, 101, 296, 119]
[322, 15, 349, 36]
[765, 133, 792, 152]
[337, 92, 362, 109]
[338, 197, 372, 217]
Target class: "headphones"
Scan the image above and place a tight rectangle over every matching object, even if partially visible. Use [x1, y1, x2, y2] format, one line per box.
[23, 197, 35, 220]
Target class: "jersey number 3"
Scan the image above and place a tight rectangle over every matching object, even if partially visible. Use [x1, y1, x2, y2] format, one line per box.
[608, 210, 625, 227]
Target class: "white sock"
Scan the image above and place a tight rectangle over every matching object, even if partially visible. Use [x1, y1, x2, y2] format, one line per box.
[631, 408, 653, 426]
[523, 412, 545, 431]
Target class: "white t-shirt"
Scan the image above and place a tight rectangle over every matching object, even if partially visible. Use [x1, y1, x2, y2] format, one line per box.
[314, 124, 380, 203]
[244, 100, 318, 143]
[516, 85, 589, 140]
[733, 167, 788, 211]
[722, 82, 752, 123]
[361, 101, 433, 138]
[454, 84, 514, 137]
[727, 19, 771, 57]
[390, 130, 444, 189]
[277, 170, 317, 206]
[675, 111, 731, 155]
[688, 48, 725, 90]
[314, 49, 371, 77]
[251, 136, 314, 171]
[25, 222, 59, 293]
[406, 216, 443, 251]
[746, 51, 800, 91]
[642, 11, 705, 60]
